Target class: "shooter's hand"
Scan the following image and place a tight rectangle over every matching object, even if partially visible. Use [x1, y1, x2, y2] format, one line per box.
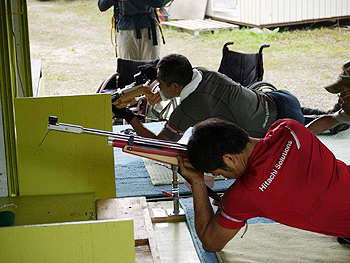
[112, 106, 135, 123]
[144, 90, 162, 106]
[177, 156, 205, 184]
[143, 81, 162, 106]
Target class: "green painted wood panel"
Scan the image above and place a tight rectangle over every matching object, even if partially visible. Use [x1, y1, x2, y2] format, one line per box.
[14, 94, 115, 199]
[0, 219, 135, 263]
[0, 193, 96, 225]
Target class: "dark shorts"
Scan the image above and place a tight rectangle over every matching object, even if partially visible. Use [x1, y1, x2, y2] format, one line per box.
[267, 90, 305, 125]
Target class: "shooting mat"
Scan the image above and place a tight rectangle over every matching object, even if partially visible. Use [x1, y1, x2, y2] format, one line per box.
[317, 128, 350, 164]
[181, 196, 350, 263]
[216, 223, 350, 263]
[143, 158, 226, 185]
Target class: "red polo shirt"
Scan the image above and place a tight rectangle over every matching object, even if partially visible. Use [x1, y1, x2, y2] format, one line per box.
[217, 119, 350, 237]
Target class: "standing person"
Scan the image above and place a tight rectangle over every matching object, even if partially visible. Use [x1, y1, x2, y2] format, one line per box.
[115, 54, 307, 141]
[307, 61, 350, 134]
[177, 118, 350, 252]
[98, 0, 171, 60]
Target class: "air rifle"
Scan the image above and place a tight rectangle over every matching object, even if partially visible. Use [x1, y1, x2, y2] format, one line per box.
[110, 72, 160, 109]
[45, 116, 221, 202]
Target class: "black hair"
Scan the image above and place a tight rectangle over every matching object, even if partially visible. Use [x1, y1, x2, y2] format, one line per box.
[187, 118, 250, 173]
[157, 54, 193, 87]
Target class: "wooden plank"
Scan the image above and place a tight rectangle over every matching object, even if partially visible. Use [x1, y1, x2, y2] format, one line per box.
[97, 197, 161, 263]
[96, 197, 148, 241]
[135, 245, 154, 263]
[163, 21, 199, 30]
[180, 21, 212, 29]
[202, 19, 238, 28]
[139, 197, 161, 263]
[150, 207, 186, 223]
[163, 19, 237, 30]
[162, 19, 237, 36]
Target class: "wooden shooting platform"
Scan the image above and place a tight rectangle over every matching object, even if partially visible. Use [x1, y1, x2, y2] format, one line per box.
[97, 197, 160, 263]
[161, 19, 238, 36]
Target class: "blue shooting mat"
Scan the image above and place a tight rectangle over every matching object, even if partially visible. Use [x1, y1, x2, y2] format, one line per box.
[113, 122, 234, 198]
[179, 197, 274, 263]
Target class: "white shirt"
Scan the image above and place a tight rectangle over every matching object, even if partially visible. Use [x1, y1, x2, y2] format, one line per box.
[179, 69, 203, 102]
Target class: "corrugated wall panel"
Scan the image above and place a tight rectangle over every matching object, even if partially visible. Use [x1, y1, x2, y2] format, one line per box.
[253, 0, 259, 27]
[341, 0, 350, 16]
[272, 0, 279, 24]
[307, 0, 313, 20]
[279, 0, 285, 22]
[285, 0, 291, 22]
[248, 0, 253, 26]
[343, 0, 348, 15]
[315, 0, 321, 19]
[259, 0, 267, 24]
[319, 0, 326, 19]
[332, 0, 339, 17]
[325, 0, 332, 18]
[336, 0, 342, 16]
[295, 0, 303, 22]
[234, 0, 350, 26]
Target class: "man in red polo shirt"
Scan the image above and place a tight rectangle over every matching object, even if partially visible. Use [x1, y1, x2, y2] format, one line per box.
[178, 118, 350, 252]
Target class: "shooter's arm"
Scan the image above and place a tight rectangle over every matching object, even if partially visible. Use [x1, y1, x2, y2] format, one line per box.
[128, 117, 169, 140]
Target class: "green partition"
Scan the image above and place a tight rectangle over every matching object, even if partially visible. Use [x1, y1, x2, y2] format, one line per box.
[0, 219, 135, 263]
[0, 193, 96, 225]
[14, 94, 115, 199]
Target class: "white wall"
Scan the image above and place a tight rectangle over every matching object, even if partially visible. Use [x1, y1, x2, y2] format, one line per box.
[207, 0, 350, 27]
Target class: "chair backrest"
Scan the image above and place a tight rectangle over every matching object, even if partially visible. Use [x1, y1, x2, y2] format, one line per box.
[117, 58, 160, 88]
[116, 59, 150, 89]
[95, 72, 118, 94]
[97, 58, 158, 94]
[218, 41, 270, 87]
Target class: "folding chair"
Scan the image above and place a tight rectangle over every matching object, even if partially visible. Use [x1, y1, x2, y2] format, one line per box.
[218, 41, 270, 87]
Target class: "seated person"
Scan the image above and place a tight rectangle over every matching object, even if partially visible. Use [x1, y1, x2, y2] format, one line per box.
[177, 118, 350, 252]
[116, 54, 306, 141]
[307, 61, 350, 134]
